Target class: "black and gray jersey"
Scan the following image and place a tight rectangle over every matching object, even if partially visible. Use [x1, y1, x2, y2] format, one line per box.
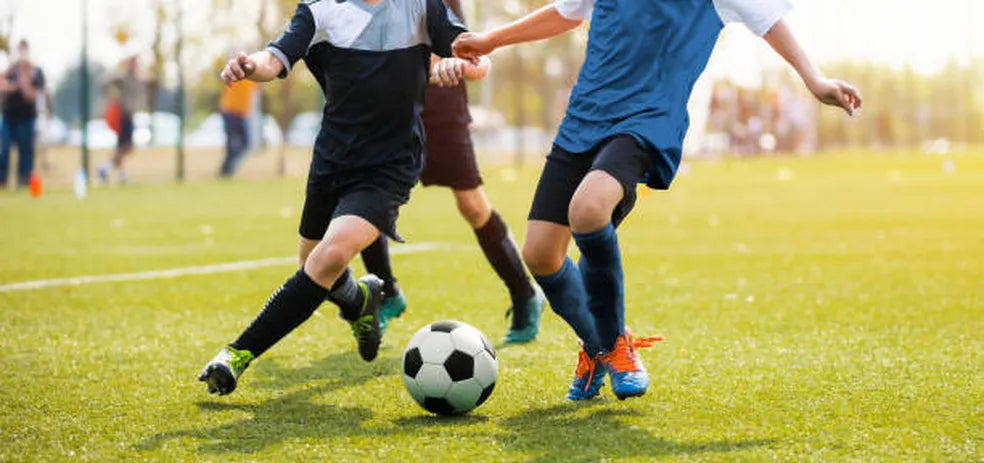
[268, 0, 467, 173]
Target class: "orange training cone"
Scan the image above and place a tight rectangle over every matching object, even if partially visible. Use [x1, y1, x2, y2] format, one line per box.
[29, 173, 42, 198]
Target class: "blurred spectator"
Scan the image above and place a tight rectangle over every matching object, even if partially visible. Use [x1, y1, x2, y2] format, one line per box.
[218, 79, 257, 177]
[0, 40, 45, 189]
[704, 76, 817, 156]
[99, 56, 144, 184]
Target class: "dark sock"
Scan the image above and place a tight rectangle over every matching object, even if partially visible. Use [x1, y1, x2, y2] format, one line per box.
[534, 257, 602, 355]
[361, 236, 397, 296]
[573, 223, 624, 352]
[327, 268, 365, 321]
[475, 211, 535, 317]
[230, 269, 329, 357]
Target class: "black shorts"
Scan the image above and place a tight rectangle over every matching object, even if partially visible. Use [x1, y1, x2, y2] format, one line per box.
[299, 157, 418, 243]
[528, 135, 655, 228]
[419, 123, 482, 190]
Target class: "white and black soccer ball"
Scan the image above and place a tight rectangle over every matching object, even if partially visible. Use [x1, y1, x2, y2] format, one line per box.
[402, 320, 497, 416]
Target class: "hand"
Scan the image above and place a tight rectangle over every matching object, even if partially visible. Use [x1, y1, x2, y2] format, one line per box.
[430, 58, 466, 88]
[808, 77, 862, 116]
[220, 52, 257, 86]
[452, 32, 495, 63]
[17, 70, 32, 88]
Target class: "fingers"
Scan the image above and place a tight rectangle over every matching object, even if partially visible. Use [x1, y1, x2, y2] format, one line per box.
[841, 81, 863, 110]
[431, 59, 465, 87]
[237, 52, 256, 75]
[836, 81, 862, 116]
[452, 33, 489, 64]
[837, 90, 853, 116]
[220, 52, 255, 86]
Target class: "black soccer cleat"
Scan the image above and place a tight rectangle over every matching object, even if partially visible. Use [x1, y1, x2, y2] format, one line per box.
[197, 346, 254, 396]
[348, 275, 384, 362]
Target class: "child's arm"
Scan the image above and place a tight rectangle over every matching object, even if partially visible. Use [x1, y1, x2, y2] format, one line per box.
[219, 3, 315, 86]
[453, 3, 587, 61]
[220, 52, 284, 86]
[764, 20, 862, 115]
[430, 55, 491, 87]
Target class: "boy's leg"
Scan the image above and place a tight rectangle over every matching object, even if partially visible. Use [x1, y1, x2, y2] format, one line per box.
[523, 220, 600, 352]
[524, 145, 601, 352]
[453, 187, 542, 342]
[568, 136, 651, 351]
[568, 135, 655, 399]
[569, 171, 627, 350]
[199, 215, 382, 395]
[524, 145, 608, 400]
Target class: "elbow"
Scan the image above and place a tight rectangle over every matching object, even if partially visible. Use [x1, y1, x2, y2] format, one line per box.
[564, 18, 584, 30]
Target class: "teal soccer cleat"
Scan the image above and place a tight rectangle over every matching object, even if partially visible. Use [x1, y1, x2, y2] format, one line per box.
[377, 284, 407, 335]
[503, 286, 546, 344]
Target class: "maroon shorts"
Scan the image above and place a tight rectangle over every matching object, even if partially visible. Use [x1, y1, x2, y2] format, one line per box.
[419, 83, 482, 190]
[419, 123, 482, 190]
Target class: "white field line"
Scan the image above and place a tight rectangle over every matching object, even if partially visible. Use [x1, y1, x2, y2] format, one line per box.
[0, 242, 462, 293]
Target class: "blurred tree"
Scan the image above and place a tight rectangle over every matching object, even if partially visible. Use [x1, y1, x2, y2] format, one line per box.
[0, 9, 12, 54]
[147, 1, 168, 144]
[812, 60, 984, 150]
[257, 0, 324, 175]
[53, 61, 107, 126]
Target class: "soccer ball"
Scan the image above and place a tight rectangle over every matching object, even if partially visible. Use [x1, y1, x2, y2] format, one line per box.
[402, 320, 497, 416]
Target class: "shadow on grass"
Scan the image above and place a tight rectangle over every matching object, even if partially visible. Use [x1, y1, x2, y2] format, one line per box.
[392, 413, 490, 427]
[135, 351, 398, 455]
[499, 402, 774, 462]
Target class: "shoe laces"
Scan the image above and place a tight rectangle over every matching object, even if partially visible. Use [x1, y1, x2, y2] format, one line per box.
[349, 314, 375, 339]
[601, 333, 663, 374]
[574, 349, 600, 392]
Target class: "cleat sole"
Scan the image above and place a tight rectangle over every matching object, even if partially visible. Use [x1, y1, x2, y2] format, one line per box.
[615, 390, 646, 400]
[201, 365, 237, 396]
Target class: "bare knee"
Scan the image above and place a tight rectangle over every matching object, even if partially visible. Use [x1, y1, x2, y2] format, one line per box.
[568, 196, 612, 233]
[522, 241, 564, 276]
[303, 243, 354, 286]
[568, 171, 624, 233]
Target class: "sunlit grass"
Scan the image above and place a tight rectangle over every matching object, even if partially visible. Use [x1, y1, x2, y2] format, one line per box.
[0, 151, 981, 461]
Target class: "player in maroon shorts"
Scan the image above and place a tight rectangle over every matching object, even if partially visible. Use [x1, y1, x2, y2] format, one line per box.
[359, 0, 545, 344]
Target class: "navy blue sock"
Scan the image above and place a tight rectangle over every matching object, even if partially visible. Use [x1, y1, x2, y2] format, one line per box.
[231, 269, 329, 357]
[573, 223, 624, 352]
[533, 257, 602, 355]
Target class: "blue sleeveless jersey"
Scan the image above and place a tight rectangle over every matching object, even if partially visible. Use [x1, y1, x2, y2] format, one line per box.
[553, 0, 790, 188]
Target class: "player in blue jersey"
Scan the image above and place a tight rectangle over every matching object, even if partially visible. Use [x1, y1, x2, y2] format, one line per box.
[449, 0, 862, 400]
[198, 0, 478, 396]
[361, 0, 546, 345]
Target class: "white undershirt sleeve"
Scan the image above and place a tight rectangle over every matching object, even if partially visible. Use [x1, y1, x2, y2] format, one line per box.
[554, 0, 594, 21]
[712, 0, 793, 36]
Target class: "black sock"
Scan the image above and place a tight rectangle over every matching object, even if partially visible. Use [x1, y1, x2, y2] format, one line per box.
[230, 270, 329, 357]
[360, 236, 397, 295]
[328, 268, 365, 321]
[475, 211, 535, 318]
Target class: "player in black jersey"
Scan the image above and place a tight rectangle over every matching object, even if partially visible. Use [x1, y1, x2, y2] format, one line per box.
[198, 0, 474, 396]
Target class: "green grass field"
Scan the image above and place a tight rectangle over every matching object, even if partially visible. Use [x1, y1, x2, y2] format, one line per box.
[1, 151, 981, 462]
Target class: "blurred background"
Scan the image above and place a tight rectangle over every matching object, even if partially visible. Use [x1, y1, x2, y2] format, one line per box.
[0, 0, 981, 187]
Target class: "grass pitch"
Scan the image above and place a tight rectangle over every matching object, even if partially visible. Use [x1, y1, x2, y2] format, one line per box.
[0, 151, 981, 462]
